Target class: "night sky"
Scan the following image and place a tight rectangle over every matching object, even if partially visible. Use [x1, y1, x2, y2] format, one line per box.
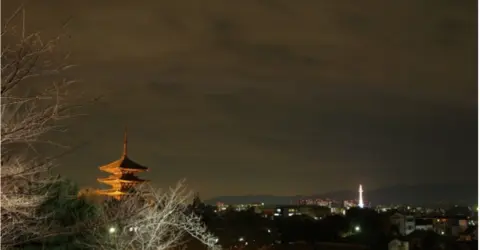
[4, 0, 477, 198]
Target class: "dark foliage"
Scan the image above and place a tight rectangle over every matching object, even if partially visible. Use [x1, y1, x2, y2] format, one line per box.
[18, 178, 100, 250]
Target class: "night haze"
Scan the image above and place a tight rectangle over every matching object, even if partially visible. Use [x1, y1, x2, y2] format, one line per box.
[3, 0, 477, 199]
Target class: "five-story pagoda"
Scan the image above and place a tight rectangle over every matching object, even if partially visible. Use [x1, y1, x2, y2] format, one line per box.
[97, 130, 148, 200]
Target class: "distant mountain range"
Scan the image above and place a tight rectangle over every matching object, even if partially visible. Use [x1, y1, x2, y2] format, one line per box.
[205, 183, 478, 207]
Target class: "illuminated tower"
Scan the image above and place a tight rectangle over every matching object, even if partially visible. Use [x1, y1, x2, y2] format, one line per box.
[358, 184, 364, 208]
[96, 129, 148, 200]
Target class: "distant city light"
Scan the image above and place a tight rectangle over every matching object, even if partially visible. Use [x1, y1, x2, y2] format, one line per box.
[238, 237, 244, 242]
[355, 226, 361, 232]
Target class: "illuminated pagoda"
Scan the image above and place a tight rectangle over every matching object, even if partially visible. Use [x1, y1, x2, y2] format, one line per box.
[97, 129, 148, 200]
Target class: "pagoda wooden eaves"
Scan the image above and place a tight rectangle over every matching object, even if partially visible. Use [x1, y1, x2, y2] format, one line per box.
[99, 156, 148, 174]
[97, 175, 148, 184]
[95, 129, 149, 200]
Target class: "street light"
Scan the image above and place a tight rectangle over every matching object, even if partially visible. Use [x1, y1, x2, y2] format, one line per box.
[355, 226, 361, 232]
[109, 227, 116, 234]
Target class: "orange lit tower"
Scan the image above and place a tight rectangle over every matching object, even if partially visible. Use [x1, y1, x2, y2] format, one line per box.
[97, 129, 148, 200]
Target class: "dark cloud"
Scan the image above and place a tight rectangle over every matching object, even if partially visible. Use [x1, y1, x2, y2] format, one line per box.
[3, 0, 476, 198]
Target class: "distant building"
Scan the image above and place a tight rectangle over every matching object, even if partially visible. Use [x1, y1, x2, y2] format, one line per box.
[274, 205, 330, 219]
[274, 206, 299, 217]
[415, 218, 433, 231]
[330, 206, 346, 215]
[451, 217, 469, 236]
[431, 217, 448, 235]
[297, 198, 348, 215]
[375, 205, 394, 213]
[260, 206, 276, 218]
[298, 198, 333, 207]
[343, 199, 370, 209]
[458, 226, 478, 241]
[412, 215, 471, 236]
[216, 202, 229, 211]
[344, 200, 357, 208]
[390, 212, 415, 236]
[421, 216, 471, 236]
[223, 202, 266, 212]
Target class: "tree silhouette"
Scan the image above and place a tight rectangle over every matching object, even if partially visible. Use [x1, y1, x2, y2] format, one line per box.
[344, 208, 390, 249]
[318, 215, 349, 240]
[17, 179, 100, 249]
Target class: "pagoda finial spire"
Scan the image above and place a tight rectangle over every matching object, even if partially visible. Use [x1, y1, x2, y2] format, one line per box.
[123, 127, 128, 156]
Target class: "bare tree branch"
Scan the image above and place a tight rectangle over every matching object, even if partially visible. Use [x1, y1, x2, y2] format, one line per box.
[0, 6, 83, 249]
[85, 181, 220, 250]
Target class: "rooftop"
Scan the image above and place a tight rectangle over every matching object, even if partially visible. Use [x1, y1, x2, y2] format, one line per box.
[98, 129, 148, 172]
[99, 156, 148, 172]
[98, 174, 147, 183]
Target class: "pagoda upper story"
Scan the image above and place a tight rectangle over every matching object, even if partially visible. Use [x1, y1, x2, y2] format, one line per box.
[97, 129, 148, 200]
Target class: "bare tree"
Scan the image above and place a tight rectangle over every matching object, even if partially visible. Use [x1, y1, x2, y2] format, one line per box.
[1, 6, 81, 248]
[86, 181, 220, 250]
[1, 7, 217, 250]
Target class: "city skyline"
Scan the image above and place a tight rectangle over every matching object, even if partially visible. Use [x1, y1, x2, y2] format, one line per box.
[3, 0, 476, 199]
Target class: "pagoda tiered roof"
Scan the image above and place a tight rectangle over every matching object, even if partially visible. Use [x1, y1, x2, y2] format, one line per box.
[99, 156, 148, 174]
[97, 189, 128, 197]
[95, 129, 149, 200]
[98, 129, 148, 174]
[97, 174, 147, 184]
